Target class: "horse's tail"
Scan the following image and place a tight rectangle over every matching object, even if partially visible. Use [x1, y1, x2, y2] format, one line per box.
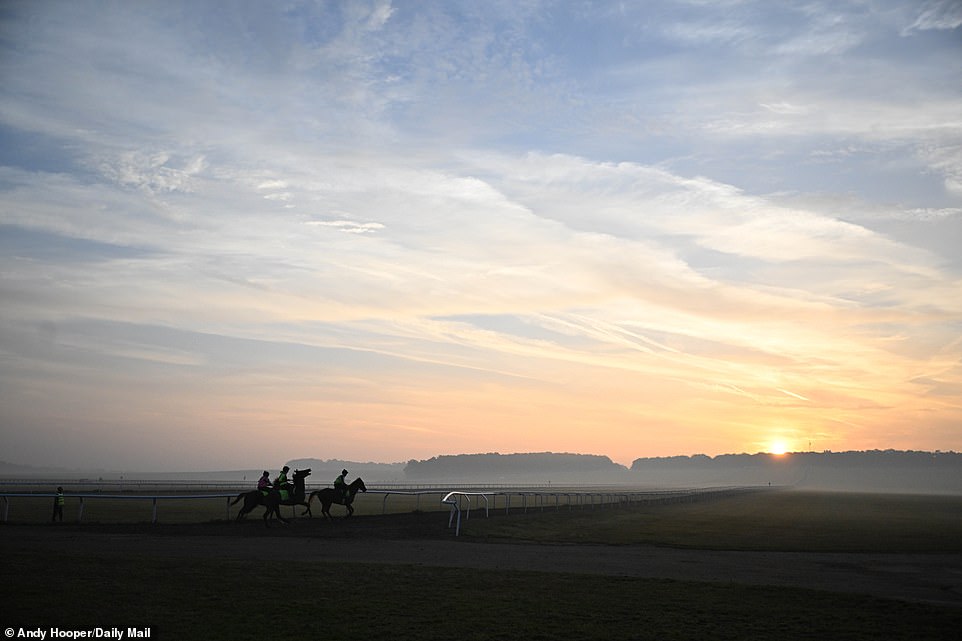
[230, 492, 247, 506]
[307, 490, 320, 506]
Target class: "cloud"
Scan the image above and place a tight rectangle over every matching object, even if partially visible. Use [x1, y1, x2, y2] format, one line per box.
[98, 151, 208, 194]
[305, 220, 385, 234]
[1, 1, 960, 466]
[902, 0, 962, 34]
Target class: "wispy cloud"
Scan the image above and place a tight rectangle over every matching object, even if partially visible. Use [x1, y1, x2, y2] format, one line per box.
[305, 220, 385, 234]
[902, 0, 962, 34]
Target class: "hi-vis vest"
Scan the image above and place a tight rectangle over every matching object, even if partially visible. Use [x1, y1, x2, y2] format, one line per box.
[56, 492, 64, 506]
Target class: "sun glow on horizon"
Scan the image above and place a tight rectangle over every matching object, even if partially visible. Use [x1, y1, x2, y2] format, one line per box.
[769, 440, 789, 456]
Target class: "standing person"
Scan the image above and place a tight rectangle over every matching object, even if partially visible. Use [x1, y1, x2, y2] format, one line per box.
[333, 469, 348, 503]
[51, 486, 64, 522]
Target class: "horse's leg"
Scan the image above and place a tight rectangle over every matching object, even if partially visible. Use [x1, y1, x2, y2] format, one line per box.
[301, 501, 312, 517]
[263, 504, 273, 528]
[274, 502, 289, 525]
[237, 498, 253, 521]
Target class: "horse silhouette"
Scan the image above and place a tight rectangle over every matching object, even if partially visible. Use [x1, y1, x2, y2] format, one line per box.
[309, 477, 367, 518]
[231, 468, 312, 526]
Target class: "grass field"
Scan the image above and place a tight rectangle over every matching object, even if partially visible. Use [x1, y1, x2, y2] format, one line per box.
[6, 488, 962, 552]
[5, 551, 960, 641]
[3, 489, 961, 640]
[463, 489, 962, 552]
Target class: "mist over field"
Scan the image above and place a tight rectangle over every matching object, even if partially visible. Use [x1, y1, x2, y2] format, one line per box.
[2, 450, 959, 494]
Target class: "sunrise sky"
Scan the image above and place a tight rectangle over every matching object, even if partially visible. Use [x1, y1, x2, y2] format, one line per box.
[1, 1, 960, 471]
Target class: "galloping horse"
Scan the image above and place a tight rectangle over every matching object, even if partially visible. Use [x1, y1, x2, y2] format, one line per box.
[231, 468, 312, 526]
[309, 477, 367, 519]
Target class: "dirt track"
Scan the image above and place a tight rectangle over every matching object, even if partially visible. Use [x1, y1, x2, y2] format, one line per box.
[3, 512, 961, 607]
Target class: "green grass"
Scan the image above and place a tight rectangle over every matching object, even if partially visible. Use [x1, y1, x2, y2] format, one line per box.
[4, 551, 959, 641]
[463, 489, 962, 552]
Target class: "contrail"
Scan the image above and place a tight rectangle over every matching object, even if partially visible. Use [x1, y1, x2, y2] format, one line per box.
[778, 388, 810, 401]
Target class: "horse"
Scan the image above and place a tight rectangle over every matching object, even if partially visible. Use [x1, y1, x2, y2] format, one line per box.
[231, 468, 312, 527]
[309, 477, 367, 519]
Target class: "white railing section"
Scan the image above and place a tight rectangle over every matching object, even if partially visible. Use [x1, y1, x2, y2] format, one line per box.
[441, 487, 764, 535]
[0, 479, 561, 491]
[0, 492, 238, 524]
[2, 486, 767, 529]
[441, 492, 491, 535]
[0, 489, 462, 522]
[364, 489, 444, 514]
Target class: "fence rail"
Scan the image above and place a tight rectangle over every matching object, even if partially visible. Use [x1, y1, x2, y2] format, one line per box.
[0, 489, 465, 523]
[0, 492, 239, 524]
[0, 479, 564, 490]
[1, 485, 769, 529]
[441, 486, 764, 535]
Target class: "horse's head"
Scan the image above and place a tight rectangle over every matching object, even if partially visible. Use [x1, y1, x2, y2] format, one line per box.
[293, 468, 311, 482]
[355, 477, 367, 493]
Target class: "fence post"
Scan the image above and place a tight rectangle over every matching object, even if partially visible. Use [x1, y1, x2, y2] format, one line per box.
[78, 496, 85, 522]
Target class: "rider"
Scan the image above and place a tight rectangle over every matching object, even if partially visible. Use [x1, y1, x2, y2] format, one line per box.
[274, 466, 292, 496]
[257, 471, 272, 494]
[333, 468, 348, 503]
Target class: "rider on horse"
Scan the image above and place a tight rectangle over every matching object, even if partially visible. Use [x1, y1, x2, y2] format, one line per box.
[257, 471, 272, 495]
[334, 469, 348, 503]
[274, 466, 292, 497]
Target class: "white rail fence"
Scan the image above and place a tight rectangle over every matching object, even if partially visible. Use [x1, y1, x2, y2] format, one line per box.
[0, 488, 458, 523]
[1, 486, 764, 529]
[441, 486, 762, 535]
[0, 493, 238, 524]
[0, 479, 552, 492]
[0, 489, 448, 523]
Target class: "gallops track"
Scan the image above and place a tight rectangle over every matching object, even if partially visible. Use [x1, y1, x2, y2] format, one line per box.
[3, 510, 960, 607]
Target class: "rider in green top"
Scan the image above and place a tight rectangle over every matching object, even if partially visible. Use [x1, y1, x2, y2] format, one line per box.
[274, 466, 291, 495]
[334, 469, 348, 503]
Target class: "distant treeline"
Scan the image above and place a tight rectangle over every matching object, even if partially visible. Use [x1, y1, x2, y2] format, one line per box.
[629, 450, 961, 493]
[4, 450, 959, 493]
[404, 452, 626, 480]
[397, 450, 961, 493]
[630, 450, 960, 470]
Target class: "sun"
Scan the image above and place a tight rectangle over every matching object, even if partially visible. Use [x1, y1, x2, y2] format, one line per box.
[769, 440, 789, 456]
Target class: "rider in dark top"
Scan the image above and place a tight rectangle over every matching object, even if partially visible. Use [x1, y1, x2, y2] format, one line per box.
[334, 469, 348, 502]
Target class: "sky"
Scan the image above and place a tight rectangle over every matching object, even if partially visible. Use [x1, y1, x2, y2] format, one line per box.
[1, 1, 960, 472]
